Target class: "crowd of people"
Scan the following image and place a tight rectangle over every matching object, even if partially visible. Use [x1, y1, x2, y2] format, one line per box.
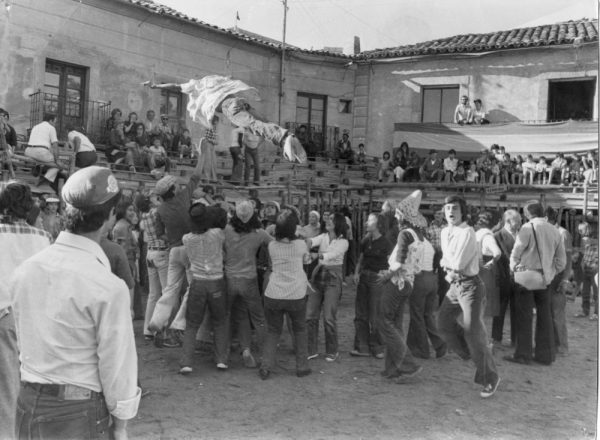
[2, 136, 598, 437]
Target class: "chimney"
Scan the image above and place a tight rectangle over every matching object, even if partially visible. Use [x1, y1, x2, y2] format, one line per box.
[353, 36, 361, 55]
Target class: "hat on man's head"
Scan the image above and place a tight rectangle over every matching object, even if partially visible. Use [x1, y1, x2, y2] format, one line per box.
[236, 200, 254, 224]
[153, 175, 178, 196]
[395, 190, 427, 228]
[266, 200, 280, 212]
[62, 166, 120, 209]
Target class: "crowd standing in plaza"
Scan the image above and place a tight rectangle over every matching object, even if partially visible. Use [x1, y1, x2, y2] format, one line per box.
[1, 82, 598, 439]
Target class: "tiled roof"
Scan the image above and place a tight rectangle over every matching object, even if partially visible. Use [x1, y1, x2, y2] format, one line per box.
[125, 0, 349, 58]
[358, 19, 598, 59]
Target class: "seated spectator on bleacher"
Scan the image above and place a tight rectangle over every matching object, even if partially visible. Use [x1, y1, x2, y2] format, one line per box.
[404, 150, 421, 182]
[66, 125, 97, 168]
[419, 149, 444, 182]
[157, 114, 174, 152]
[499, 153, 511, 184]
[547, 153, 567, 185]
[489, 158, 501, 184]
[335, 131, 354, 164]
[535, 156, 548, 184]
[377, 151, 393, 182]
[511, 155, 524, 185]
[391, 148, 406, 182]
[472, 99, 489, 125]
[148, 135, 170, 178]
[144, 110, 160, 136]
[106, 108, 122, 133]
[582, 150, 597, 185]
[466, 162, 479, 183]
[568, 155, 584, 186]
[453, 95, 473, 125]
[0, 108, 18, 150]
[491, 144, 503, 162]
[106, 120, 128, 164]
[443, 149, 458, 183]
[172, 128, 194, 159]
[454, 162, 466, 183]
[134, 122, 150, 148]
[476, 149, 492, 183]
[123, 112, 138, 141]
[522, 154, 537, 185]
[356, 143, 367, 165]
[125, 138, 150, 173]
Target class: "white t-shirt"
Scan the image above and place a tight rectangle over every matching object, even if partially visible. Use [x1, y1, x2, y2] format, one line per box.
[28, 121, 58, 148]
[67, 131, 96, 152]
[243, 131, 262, 150]
[230, 127, 244, 148]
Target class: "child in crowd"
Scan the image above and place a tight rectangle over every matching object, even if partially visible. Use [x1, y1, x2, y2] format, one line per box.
[582, 150, 598, 186]
[404, 151, 421, 182]
[489, 158, 501, 184]
[356, 143, 367, 165]
[443, 149, 458, 183]
[378, 151, 393, 182]
[511, 155, 524, 185]
[454, 162, 466, 183]
[535, 156, 548, 184]
[476, 150, 492, 183]
[179, 204, 229, 375]
[522, 155, 537, 185]
[148, 136, 170, 178]
[500, 153, 512, 184]
[568, 155, 584, 186]
[466, 162, 479, 183]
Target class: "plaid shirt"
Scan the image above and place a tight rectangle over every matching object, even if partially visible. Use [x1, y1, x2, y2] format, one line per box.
[204, 128, 217, 145]
[0, 219, 53, 241]
[139, 208, 167, 250]
[426, 222, 444, 251]
[582, 237, 599, 273]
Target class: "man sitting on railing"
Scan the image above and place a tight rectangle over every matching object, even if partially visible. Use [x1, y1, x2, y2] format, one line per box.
[24, 114, 69, 193]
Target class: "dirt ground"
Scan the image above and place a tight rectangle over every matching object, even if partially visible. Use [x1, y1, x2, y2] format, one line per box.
[131, 285, 598, 440]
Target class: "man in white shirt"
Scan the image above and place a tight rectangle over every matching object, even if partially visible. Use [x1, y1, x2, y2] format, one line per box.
[67, 126, 98, 168]
[25, 114, 69, 192]
[453, 95, 473, 125]
[437, 195, 500, 398]
[10, 166, 140, 440]
[0, 181, 52, 439]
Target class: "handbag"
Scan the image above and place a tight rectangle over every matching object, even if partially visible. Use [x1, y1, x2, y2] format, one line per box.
[514, 224, 546, 291]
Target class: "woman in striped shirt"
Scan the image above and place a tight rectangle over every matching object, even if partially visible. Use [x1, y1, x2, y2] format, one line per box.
[306, 213, 349, 362]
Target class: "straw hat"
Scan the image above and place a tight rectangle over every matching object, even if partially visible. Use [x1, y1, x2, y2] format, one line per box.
[395, 190, 427, 228]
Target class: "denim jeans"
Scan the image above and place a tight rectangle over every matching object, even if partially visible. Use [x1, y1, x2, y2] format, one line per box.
[181, 278, 228, 366]
[0, 312, 19, 439]
[307, 267, 343, 356]
[261, 297, 309, 373]
[378, 280, 420, 374]
[227, 277, 266, 354]
[229, 146, 243, 185]
[15, 383, 110, 440]
[438, 276, 499, 386]
[407, 271, 446, 358]
[143, 249, 170, 336]
[149, 246, 190, 332]
[244, 147, 260, 185]
[514, 286, 555, 364]
[549, 273, 569, 354]
[581, 271, 599, 316]
[353, 271, 384, 355]
[221, 97, 287, 146]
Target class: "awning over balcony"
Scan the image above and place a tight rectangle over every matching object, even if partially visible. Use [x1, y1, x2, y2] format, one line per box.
[393, 120, 598, 156]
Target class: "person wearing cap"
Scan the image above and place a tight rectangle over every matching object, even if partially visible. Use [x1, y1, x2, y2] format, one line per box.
[505, 201, 566, 366]
[224, 200, 273, 368]
[10, 166, 140, 439]
[375, 191, 426, 379]
[438, 195, 500, 398]
[419, 149, 444, 182]
[146, 76, 306, 163]
[39, 194, 64, 241]
[156, 114, 174, 151]
[179, 204, 229, 374]
[0, 181, 52, 439]
[147, 142, 205, 335]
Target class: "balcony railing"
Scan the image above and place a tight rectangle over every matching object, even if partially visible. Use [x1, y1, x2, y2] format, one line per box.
[285, 122, 342, 157]
[29, 90, 111, 144]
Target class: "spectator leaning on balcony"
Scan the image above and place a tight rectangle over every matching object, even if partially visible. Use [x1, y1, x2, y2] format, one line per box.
[454, 95, 473, 125]
[66, 124, 98, 168]
[472, 99, 489, 125]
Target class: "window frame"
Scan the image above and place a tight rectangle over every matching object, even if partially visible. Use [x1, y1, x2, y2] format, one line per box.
[420, 85, 459, 123]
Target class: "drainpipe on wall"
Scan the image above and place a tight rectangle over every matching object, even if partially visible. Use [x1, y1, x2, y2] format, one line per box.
[278, 0, 288, 125]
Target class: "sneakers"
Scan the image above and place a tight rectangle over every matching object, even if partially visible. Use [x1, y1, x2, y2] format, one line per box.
[307, 353, 319, 360]
[179, 366, 193, 375]
[325, 352, 339, 362]
[480, 376, 501, 398]
[350, 350, 370, 357]
[216, 363, 228, 370]
[242, 349, 257, 368]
